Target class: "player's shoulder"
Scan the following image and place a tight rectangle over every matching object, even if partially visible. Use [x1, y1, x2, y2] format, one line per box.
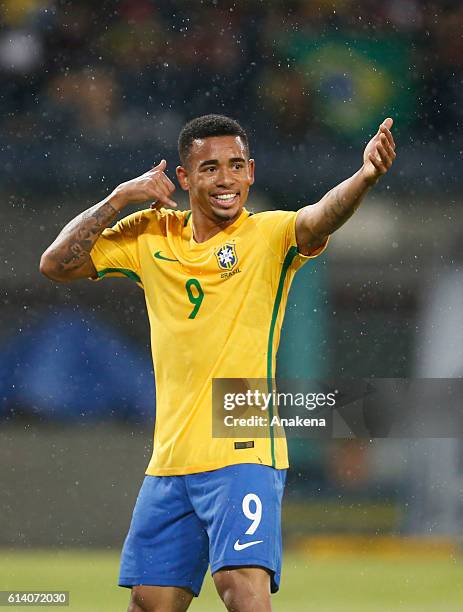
[246, 209, 297, 230]
[116, 207, 188, 236]
[248, 209, 296, 221]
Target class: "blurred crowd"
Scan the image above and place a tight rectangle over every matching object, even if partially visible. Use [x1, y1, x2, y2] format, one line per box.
[1, 0, 462, 175]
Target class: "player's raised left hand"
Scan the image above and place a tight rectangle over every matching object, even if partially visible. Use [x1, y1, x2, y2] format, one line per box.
[362, 117, 396, 183]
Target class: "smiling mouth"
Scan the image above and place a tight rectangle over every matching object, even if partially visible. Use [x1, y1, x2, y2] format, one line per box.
[210, 193, 240, 207]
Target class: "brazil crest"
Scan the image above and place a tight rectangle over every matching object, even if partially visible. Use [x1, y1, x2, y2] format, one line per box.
[215, 243, 238, 271]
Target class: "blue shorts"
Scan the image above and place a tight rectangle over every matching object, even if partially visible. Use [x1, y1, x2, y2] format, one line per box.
[119, 464, 286, 596]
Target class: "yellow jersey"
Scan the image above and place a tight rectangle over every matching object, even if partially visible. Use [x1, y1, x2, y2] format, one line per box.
[90, 207, 328, 475]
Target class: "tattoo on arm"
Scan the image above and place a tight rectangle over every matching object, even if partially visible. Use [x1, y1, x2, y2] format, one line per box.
[322, 187, 357, 233]
[299, 169, 373, 250]
[52, 200, 119, 273]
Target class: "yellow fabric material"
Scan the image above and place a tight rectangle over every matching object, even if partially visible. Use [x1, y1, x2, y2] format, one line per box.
[90, 207, 328, 475]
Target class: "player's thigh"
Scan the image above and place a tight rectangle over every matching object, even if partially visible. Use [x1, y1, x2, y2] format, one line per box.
[119, 475, 209, 597]
[187, 464, 287, 593]
[128, 585, 194, 612]
[213, 566, 271, 612]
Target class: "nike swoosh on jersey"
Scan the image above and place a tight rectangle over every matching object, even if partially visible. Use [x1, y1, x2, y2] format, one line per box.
[153, 251, 179, 262]
[233, 539, 263, 551]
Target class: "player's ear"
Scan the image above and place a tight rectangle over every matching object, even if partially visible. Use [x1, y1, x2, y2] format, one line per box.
[248, 158, 255, 186]
[176, 166, 189, 191]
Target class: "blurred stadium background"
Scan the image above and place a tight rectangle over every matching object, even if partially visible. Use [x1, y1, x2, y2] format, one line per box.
[1, 0, 463, 610]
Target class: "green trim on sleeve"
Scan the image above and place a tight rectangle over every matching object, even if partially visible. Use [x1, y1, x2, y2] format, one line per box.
[97, 267, 141, 283]
[184, 211, 192, 227]
[266, 246, 299, 467]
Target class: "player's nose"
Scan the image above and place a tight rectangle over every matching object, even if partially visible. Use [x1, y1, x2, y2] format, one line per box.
[215, 169, 235, 187]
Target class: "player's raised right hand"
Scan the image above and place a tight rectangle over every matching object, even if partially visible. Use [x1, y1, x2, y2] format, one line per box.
[112, 160, 177, 209]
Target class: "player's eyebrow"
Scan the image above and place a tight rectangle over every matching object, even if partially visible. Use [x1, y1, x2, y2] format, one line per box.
[198, 157, 246, 168]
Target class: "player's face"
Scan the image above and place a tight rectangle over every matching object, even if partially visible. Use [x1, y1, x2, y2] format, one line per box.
[176, 135, 255, 223]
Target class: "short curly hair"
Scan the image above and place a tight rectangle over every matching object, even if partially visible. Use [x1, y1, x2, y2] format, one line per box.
[178, 114, 249, 166]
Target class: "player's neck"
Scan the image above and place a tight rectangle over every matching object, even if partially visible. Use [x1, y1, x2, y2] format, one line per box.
[190, 208, 243, 243]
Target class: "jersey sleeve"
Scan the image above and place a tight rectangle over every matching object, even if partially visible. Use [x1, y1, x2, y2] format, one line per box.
[257, 210, 329, 270]
[90, 210, 145, 285]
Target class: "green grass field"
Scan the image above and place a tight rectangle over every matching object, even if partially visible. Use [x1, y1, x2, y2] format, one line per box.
[1, 549, 462, 611]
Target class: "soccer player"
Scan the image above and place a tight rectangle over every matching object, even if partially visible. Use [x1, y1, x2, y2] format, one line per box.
[40, 114, 396, 612]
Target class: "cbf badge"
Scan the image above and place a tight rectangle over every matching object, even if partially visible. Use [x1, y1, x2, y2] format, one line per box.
[215, 243, 238, 271]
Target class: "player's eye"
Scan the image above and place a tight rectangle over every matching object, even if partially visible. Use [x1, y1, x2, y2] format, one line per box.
[233, 163, 244, 170]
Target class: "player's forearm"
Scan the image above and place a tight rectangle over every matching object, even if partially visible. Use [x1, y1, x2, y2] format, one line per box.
[298, 118, 396, 248]
[311, 166, 376, 236]
[39, 191, 126, 281]
[296, 166, 376, 253]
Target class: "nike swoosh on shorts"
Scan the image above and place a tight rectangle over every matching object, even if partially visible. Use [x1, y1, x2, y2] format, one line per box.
[233, 539, 264, 551]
